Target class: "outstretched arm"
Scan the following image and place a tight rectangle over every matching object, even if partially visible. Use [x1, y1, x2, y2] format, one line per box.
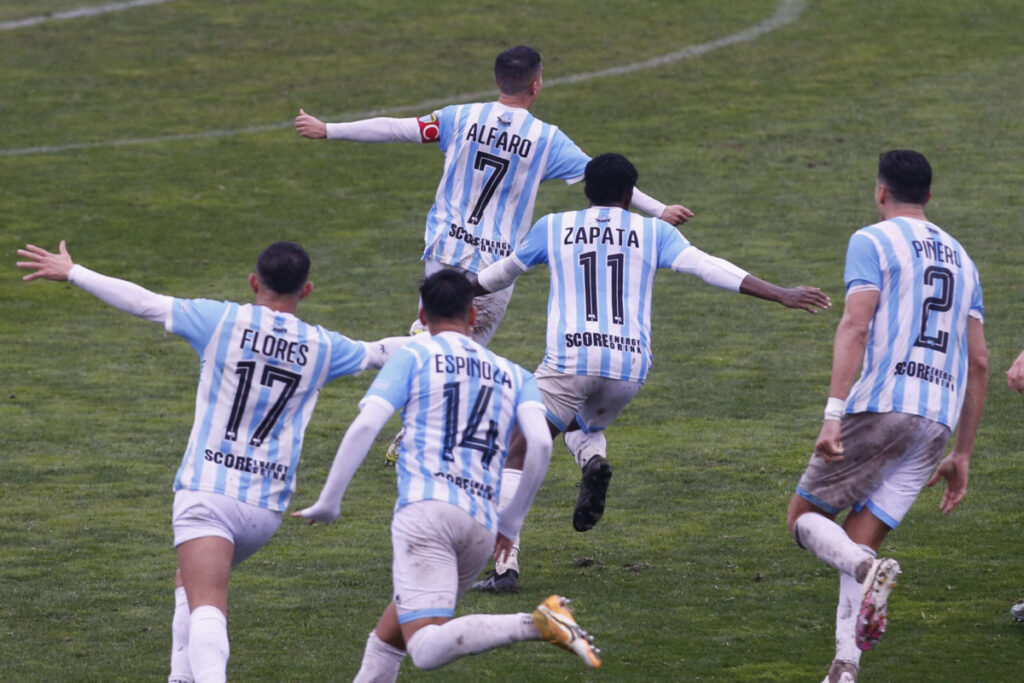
[18, 241, 173, 323]
[295, 109, 424, 143]
[291, 399, 394, 524]
[630, 187, 693, 226]
[926, 316, 988, 514]
[739, 274, 832, 314]
[1007, 349, 1024, 393]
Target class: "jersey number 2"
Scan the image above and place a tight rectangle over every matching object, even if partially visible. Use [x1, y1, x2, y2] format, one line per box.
[914, 265, 955, 353]
[224, 361, 301, 447]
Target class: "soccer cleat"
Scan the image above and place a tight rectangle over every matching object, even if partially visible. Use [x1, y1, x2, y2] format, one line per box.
[855, 557, 901, 651]
[471, 569, 519, 594]
[532, 595, 601, 668]
[572, 456, 612, 532]
[1011, 599, 1024, 622]
[384, 429, 403, 466]
[820, 674, 856, 683]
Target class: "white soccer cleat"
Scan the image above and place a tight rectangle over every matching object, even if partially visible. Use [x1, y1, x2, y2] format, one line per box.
[1011, 599, 1024, 623]
[532, 595, 601, 668]
[856, 557, 901, 651]
[384, 428, 403, 466]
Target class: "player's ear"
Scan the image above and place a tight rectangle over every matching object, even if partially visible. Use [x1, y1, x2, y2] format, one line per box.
[467, 305, 477, 328]
[248, 273, 260, 295]
[298, 280, 314, 300]
[418, 307, 428, 326]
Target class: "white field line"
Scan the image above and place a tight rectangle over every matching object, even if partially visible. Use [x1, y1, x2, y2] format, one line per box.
[0, 0, 174, 31]
[0, 0, 805, 157]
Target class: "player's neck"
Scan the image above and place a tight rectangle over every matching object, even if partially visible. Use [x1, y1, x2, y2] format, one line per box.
[427, 321, 472, 337]
[497, 93, 534, 110]
[255, 293, 299, 315]
[880, 203, 928, 222]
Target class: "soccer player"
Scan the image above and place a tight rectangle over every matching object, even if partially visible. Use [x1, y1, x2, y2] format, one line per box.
[295, 45, 692, 348]
[17, 241, 411, 683]
[785, 150, 988, 683]
[1007, 350, 1024, 622]
[470, 153, 831, 592]
[293, 270, 602, 679]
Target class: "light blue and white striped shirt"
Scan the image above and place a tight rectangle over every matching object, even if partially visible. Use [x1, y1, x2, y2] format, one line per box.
[422, 102, 591, 274]
[513, 206, 692, 383]
[360, 331, 543, 532]
[169, 300, 368, 511]
[843, 217, 983, 429]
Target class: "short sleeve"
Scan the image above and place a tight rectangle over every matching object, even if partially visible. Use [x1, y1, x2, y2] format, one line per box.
[655, 221, 692, 269]
[512, 217, 552, 268]
[541, 128, 591, 183]
[517, 370, 545, 411]
[324, 331, 370, 382]
[168, 299, 231, 354]
[844, 231, 882, 292]
[360, 346, 417, 412]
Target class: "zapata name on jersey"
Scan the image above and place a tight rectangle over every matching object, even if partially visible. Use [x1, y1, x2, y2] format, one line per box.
[433, 353, 514, 388]
[432, 471, 496, 501]
[564, 331, 643, 353]
[240, 328, 309, 366]
[464, 123, 532, 158]
[564, 225, 641, 248]
[204, 449, 290, 481]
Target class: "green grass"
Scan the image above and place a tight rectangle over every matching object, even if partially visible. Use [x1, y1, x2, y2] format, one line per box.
[3, 0, 1024, 680]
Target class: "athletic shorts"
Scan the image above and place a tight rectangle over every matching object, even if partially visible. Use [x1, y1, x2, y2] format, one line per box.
[533, 363, 643, 433]
[391, 499, 495, 624]
[796, 412, 951, 529]
[408, 260, 514, 346]
[172, 489, 281, 566]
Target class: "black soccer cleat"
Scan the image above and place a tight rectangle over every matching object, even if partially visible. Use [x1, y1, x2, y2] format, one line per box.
[471, 569, 519, 593]
[573, 457, 612, 532]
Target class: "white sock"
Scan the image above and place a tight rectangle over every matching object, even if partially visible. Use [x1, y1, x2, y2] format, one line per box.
[405, 613, 537, 670]
[835, 545, 876, 666]
[495, 469, 521, 574]
[564, 430, 607, 469]
[168, 586, 193, 683]
[353, 631, 406, 683]
[188, 605, 229, 683]
[793, 512, 873, 577]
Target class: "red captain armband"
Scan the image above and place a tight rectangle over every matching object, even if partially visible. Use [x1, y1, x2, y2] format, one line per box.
[417, 114, 440, 143]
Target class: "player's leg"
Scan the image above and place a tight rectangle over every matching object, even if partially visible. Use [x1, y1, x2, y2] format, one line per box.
[169, 569, 192, 683]
[353, 603, 408, 683]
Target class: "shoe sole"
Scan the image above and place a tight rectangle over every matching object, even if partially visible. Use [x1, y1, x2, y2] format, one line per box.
[573, 459, 612, 532]
[471, 575, 519, 594]
[533, 599, 601, 668]
[856, 558, 900, 651]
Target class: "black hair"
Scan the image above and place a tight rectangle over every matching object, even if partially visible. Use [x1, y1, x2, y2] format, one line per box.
[494, 46, 542, 95]
[878, 149, 932, 205]
[256, 242, 310, 296]
[420, 269, 474, 323]
[584, 153, 639, 206]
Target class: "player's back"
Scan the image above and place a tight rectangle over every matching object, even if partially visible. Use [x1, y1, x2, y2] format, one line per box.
[392, 330, 533, 531]
[424, 102, 589, 274]
[171, 300, 366, 510]
[845, 217, 983, 429]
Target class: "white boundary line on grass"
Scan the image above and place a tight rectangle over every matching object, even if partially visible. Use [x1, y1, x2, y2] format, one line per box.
[0, 0, 174, 31]
[0, 0, 805, 157]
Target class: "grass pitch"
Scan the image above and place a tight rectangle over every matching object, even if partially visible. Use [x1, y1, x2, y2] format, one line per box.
[2, 0, 1024, 680]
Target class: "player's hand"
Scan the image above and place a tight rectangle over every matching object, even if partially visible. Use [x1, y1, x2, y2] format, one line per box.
[925, 452, 969, 514]
[290, 499, 340, 525]
[295, 109, 328, 139]
[493, 533, 515, 564]
[1007, 350, 1024, 393]
[17, 240, 74, 282]
[814, 419, 844, 463]
[779, 286, 832, 314]
[660, 204, 694, 226]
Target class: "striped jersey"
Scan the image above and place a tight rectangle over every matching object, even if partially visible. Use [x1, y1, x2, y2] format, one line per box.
[360, 331, 543, 532]
[421, 102, 590, 274]
[842, 217, 983, 429]
[168, 299, 368, 512]
[513, 206, 692, 383]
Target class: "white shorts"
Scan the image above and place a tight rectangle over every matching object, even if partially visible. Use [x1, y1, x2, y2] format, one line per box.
[391, 500, 495, 624]
[409, 260, 514, 346]
[172, 489, 281, 566]
[533, 363, 643, 433]
[796, 412, 951, 528]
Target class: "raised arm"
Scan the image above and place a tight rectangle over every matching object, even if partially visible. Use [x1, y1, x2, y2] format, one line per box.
[17, 241, 173, 323]
[295, 109, 424, 143]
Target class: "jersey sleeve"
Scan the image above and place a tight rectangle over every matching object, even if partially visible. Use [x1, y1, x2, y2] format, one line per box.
[655, 220, 692, 268]
[844, 231, 882, 293]
[540, 128, 591, 183]
[512, 217, 552, 268]
[969, 266, 984, 320]
[516, 369, 545, 412]
[359, 345, 417, 413]
[168, 299, 232, 355]
[324, 331, 371, 381]
[434, 105, 458, 151]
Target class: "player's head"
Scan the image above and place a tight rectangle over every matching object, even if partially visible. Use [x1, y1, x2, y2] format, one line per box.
[419, 269, 475, 329]
[256, 241, 311, 296]
[495, 46, 542, 96]
[584, 153, 638, 207]
[877, 149, 932, 205]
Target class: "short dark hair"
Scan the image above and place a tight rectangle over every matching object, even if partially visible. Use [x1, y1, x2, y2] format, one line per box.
[878, 149, 932, 204]
[256, 242, 310, 296]
[584, 153, 639, 206]
[495, 46, 542, 95]
[420, 269, 474, 324]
